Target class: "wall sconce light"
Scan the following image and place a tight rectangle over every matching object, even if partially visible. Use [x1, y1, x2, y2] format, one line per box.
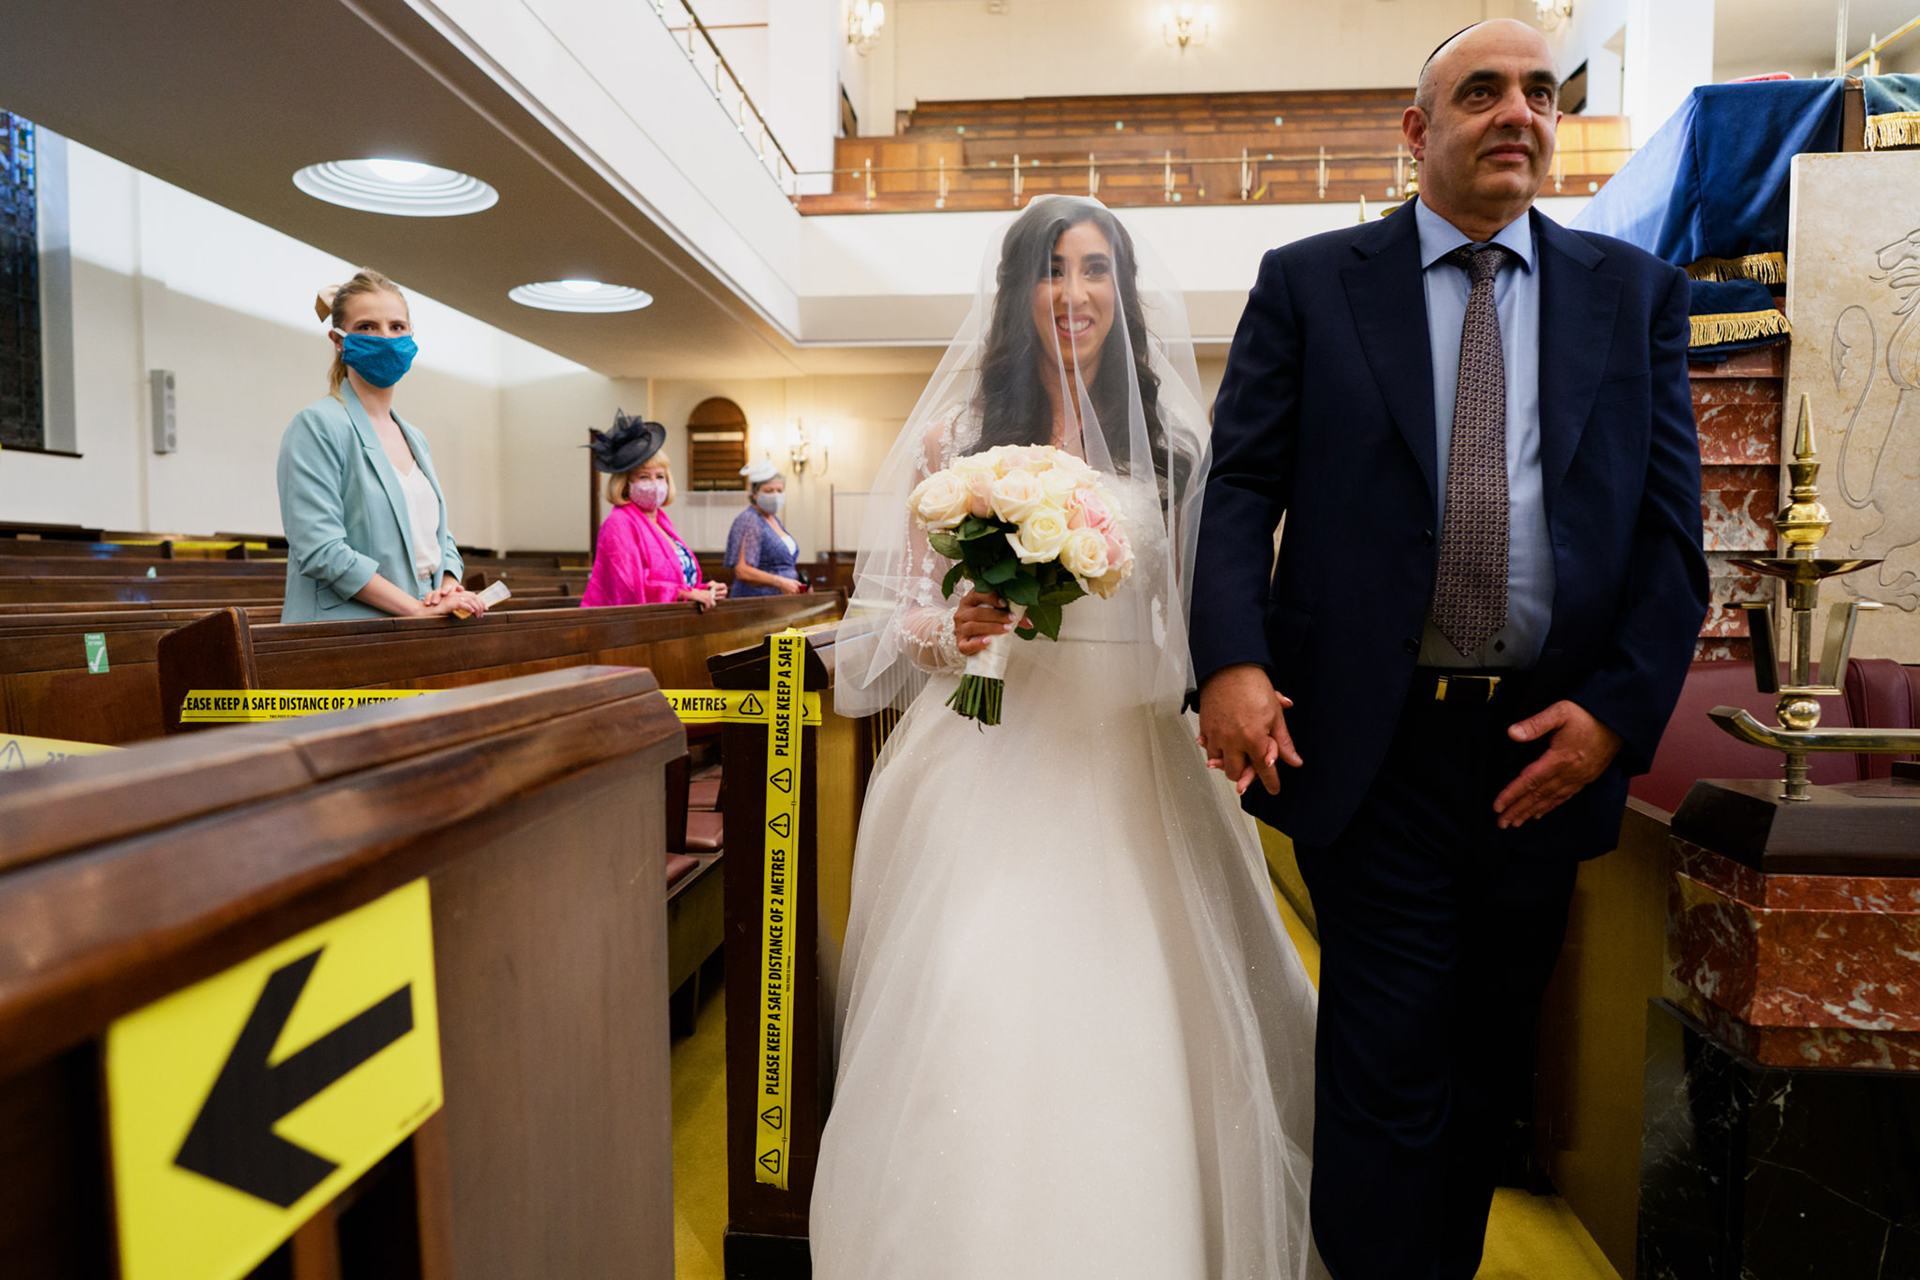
[1160, 3, 1212, 50]
[1533, 0, 1572, 29]
[848, 0, 885, 55]
[786, 419, 832, 477]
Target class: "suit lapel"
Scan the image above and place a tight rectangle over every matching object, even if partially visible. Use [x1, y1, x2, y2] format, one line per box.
[344, 382, 420, 585]
[1340, 203, 1439, 512]
[1533, 210, 1621, 511]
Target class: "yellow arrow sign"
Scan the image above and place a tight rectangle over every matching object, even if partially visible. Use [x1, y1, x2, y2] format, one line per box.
[107, 880, 443, 1280]
[0, 733, 121, 772]
[661, 688, 821, 725]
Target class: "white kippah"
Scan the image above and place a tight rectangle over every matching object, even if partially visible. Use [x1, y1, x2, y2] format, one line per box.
[740, 459, 780, 485]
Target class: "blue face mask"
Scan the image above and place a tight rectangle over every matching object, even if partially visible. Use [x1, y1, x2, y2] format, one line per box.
[335, 330, 418, 388]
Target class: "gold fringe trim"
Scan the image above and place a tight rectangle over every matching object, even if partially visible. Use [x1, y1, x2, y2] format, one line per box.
[1690, 309, 1791, 349]
[1867, 110, 1920, 150]
[1687, 252, 1786, 284]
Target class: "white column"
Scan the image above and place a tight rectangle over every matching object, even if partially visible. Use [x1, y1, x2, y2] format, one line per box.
[1623, 0, 1714, 145]
[767, 0, 841, 194]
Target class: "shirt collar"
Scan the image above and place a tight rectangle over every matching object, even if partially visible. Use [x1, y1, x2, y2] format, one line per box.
[1414, 197, 1535, 273]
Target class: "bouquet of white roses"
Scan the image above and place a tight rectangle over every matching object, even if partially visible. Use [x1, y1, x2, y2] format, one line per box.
[908, 444, 1134, 724]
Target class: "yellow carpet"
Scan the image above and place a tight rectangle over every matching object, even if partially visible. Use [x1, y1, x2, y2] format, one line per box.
[669, 900, 1619, 1280]
[671, 983, 728, 1280]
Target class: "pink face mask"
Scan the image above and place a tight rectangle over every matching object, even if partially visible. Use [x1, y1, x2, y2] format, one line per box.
[632, 479, 668, 510]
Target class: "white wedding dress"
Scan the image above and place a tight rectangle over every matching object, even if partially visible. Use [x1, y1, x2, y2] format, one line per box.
[813, 477, 1323, 1279]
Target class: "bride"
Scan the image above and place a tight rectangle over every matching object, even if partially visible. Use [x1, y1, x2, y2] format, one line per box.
[816, 195, 1322, 1279]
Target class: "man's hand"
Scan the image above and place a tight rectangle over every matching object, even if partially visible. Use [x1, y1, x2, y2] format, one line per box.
[1196, 664, 1303, 796]
[1494, 700, 1623, 829]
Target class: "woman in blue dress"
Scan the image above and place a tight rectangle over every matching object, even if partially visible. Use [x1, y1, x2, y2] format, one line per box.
[723, 461, 804, 596]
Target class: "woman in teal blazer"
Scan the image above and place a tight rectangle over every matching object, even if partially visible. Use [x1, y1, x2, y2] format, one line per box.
[278, 270, 487, 624]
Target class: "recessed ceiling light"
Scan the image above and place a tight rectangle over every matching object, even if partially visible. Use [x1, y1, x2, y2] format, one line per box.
[509, 281, 655, 313]
[293, 159, 498, 217]
[367, 158, 433, 184]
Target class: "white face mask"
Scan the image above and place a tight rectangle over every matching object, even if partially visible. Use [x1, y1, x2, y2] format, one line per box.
[756, 491, 785, 516]
[632, 478, 668, 510]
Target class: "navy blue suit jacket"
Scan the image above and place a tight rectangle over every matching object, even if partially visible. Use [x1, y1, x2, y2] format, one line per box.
[1191, 201, 1709, 857]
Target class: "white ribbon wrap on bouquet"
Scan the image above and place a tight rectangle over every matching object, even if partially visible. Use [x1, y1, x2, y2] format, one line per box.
[963, 604, 1028, 681]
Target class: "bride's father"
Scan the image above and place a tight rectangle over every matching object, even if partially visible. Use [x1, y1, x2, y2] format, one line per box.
[1193, 19, 1707, 1280]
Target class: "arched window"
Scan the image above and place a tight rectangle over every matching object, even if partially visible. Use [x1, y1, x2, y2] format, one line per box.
[687, 397, 750, 490]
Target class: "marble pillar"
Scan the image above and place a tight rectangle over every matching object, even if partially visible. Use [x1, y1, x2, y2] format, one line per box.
[1783, 151, 1920, 660]
[1640, 780, 1920, 1277]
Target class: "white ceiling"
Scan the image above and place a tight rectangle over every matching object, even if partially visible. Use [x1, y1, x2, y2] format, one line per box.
[0, 0, 942, 380]
[1716, 0, 1920, 78]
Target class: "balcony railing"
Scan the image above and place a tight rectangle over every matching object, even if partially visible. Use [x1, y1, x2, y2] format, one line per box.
[648, 0, 797, 193]
[794, 129, 1632, 214]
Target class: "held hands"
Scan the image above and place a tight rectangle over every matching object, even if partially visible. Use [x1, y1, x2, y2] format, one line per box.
[418, 584, 487, 619]
[953, 589, 1035, 657]
[1494, 700, 1623, 829]
[1196, 664, 1303, 796]
[685, 585, 723, 611]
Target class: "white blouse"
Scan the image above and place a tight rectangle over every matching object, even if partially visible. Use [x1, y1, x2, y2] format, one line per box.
[397, 462, 444, 587]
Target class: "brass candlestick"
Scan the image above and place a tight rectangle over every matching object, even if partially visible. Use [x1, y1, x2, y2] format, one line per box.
[1710, 395, 1919, 799]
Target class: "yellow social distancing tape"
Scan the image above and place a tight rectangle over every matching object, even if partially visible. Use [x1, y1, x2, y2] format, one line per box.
[661, 688, 820, 726]
[107, 879, 442, 1280]
[181, 690, 429, 723]
[754, 631, 806, 1188]
[0, 732, 121, 772]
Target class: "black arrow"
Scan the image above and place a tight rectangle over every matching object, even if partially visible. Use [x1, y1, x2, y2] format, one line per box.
[174, 947, 414, 1208]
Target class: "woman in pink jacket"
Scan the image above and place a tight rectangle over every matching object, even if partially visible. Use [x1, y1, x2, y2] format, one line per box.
[581, 412, 726, 610]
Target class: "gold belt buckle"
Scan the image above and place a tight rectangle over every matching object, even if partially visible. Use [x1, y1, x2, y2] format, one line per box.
[1433, 674, 1501, 704]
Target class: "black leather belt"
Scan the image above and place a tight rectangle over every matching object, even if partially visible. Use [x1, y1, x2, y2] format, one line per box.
[1413, 667, 1516, 707]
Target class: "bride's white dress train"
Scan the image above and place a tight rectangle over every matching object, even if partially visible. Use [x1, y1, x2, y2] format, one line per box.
[812, 507, 1323, 1279]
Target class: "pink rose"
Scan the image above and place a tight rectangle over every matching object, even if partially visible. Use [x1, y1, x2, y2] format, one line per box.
[1068, 489, 1114, 532]
[1103, 526, 1129, 568]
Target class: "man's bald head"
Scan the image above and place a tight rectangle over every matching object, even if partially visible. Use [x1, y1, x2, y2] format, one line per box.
[1402, 17, 1559, 241]
[1415, 19, 1556, 115]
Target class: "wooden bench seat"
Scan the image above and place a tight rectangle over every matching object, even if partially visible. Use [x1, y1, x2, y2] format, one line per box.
[0, 667, 683, 1278]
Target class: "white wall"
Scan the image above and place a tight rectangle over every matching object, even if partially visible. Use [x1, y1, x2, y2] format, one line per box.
[0, 138, 594, 552]
[868, 0, 1501, 124]
[1542, 0, 1715, 145]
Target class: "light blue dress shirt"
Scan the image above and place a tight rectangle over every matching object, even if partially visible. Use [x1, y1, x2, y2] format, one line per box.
[1414, 198, 1555, 669]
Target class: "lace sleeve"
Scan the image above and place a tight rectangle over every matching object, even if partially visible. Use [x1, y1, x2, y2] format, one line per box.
[888, 407, 969, 676]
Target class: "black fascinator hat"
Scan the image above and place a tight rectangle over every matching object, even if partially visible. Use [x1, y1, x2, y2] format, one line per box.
[586, 410, 668, 474]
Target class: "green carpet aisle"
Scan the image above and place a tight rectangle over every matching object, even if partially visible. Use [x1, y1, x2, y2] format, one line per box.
[668, 890, 1622, 1280]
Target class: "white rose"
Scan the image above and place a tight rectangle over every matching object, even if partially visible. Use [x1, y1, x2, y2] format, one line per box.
[1086, 564, 1128, 599]
[1039, 468, 1081, 507]
[910, 472, 970, 529]
[1060, 526, 1110, 582]
[1007, 508, 1070, 563]
[989, 469, 1046, 524]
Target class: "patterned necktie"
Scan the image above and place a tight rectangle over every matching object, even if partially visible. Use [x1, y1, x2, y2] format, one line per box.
[1431, 243, 1511, 656]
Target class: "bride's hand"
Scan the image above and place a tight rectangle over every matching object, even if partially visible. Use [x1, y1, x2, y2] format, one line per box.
[953, 589, 1028, 656]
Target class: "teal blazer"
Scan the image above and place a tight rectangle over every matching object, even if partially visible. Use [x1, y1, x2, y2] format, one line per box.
[276, 383, 463, 624]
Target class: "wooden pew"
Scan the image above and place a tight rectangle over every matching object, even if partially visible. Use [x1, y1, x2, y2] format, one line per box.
[0, 577, 287, 607]
[0, 592, 576, 746]
[0, 555, 288, 578]
[711, 624, 875, 1273]
[0, 667, 682, 1279]
[156, 594, 843, 1033]
[155, 596, 842, 717]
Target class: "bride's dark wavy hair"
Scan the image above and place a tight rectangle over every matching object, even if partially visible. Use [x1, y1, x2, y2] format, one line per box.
[969, 197, 1173, 483]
